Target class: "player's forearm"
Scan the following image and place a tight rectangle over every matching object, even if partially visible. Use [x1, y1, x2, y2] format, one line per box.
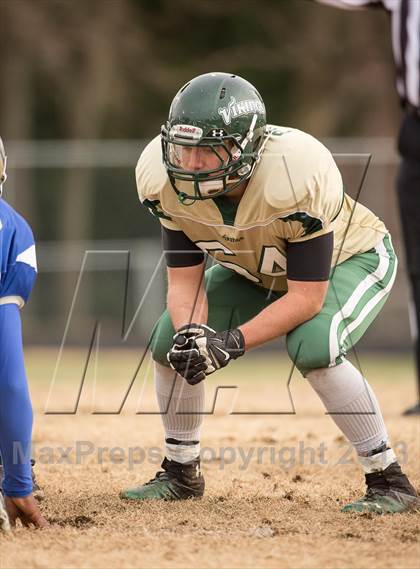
[166, 262, 208, 330]
[167, 287, 208, 331]
[238, 291, 322, 350]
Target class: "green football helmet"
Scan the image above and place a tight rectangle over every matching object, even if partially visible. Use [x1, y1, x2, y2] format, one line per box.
[161, 72, 266, 203]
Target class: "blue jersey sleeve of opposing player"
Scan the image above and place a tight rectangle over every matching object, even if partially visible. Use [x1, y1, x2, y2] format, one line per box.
[0, 199, 37, 306]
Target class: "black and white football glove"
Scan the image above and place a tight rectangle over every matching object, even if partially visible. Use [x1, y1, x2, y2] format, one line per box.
[167, 326, 208, 385]
[167, 323, 246, 385]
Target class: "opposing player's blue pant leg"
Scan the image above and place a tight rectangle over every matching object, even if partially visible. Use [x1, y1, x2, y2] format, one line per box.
[0, 304, 33, 497]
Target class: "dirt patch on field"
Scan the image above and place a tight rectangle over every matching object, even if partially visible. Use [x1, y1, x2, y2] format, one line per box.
[1, 350, 419, 569]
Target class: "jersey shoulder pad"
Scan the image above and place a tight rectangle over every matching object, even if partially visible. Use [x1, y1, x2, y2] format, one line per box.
[135, 135, 168, 203]
[0, 198, 14, 229]
[0, 198, 37, 276]
[262, 128, 341, 211]
[0, 199, 34, 242]
[257, 127, 343, 240]
[135, 135, 179, 228]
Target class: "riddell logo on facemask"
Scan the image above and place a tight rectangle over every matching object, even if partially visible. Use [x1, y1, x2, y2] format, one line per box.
[171, 124, 203, 140]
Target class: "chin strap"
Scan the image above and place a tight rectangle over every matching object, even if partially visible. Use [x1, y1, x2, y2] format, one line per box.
[198, 179, 224, 196]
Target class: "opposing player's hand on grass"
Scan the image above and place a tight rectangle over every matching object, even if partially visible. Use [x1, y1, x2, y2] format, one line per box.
[168, 324, 245, 384]
[5, 494, 49, 529]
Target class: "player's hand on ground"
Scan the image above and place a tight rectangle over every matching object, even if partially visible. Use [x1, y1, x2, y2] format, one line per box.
[5, 494, 49, 529]
[168, 324, 245, 383]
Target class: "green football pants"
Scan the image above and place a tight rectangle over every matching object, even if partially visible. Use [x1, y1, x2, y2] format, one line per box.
[150, 234, 397, 376]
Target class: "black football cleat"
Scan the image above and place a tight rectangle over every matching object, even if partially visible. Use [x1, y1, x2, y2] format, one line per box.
[120, 457, 205, 501]
[342, 462, 420, 514]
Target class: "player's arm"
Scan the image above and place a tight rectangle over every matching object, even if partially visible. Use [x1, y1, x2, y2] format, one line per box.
[239, 232, 333, 349]
[239, 280, 328, 349]
[162, 226, 208, 329]
[170, 233, 334, 383]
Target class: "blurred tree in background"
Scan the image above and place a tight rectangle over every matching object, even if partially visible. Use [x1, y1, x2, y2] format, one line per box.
[0, 0, 408, 347]
[0, 0, 398, 243]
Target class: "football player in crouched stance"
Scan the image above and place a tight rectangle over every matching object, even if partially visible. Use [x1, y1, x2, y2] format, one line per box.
[121, 73, 419, 513]
[0, 137, 48, 531]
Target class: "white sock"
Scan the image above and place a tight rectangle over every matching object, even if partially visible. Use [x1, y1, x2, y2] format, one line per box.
[358, 448, 397, 474]
[154, 362, 204, 463]
[306, 359, 396, 472]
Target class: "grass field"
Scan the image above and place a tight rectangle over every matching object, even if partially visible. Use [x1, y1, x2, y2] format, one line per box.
[1, 348, 419, 569]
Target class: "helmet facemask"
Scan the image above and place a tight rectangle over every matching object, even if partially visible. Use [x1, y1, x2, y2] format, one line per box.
[161, 114, 262, 203]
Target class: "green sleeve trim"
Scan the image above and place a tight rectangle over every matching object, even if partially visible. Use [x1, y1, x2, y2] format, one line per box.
[280, 212, 323, 236]
[142, 199, 172, 221]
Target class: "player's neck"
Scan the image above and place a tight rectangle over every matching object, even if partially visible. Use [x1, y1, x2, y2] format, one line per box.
[223, 180, 249, 204]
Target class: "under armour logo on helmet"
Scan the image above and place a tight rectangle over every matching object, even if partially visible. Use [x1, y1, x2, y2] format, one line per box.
[211, 129, 224, 137]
